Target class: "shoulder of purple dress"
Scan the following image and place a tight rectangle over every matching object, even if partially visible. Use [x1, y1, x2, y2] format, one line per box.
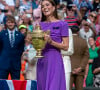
[39, 21, 48, 26]
[39, 22, 45, 28]
[59, 20, 68, 29]
[40, 20, 68, 26]
[60, 20, 68, 25]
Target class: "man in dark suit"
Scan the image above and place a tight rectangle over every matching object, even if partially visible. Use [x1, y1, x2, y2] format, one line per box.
[70, 26, 89, 90]
[0, 15, 25, 79]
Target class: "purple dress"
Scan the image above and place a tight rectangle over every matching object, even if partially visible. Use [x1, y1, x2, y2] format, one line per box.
[37, 20, 69, 90]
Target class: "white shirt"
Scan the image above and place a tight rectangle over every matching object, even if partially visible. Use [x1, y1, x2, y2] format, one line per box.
[0, 3, 5, 9]
[79, 28, 94, 47]
[0, 13, 4, 24]
[0, 0, 15, 9]
[3, 0, 15, 6]
[61, 28, 74, 73]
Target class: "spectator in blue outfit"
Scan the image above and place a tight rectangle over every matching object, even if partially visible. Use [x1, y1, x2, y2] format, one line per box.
[79, 0, 93, 18]
[32, 0, 39, 9]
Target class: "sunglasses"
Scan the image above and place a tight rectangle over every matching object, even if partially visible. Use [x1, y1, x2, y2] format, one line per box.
[90, 15, 97, 19]
[68, 9, 74, 12]
[84, 24, 89, 26]
[81, 9, 87, 11]
[1, 9, 9, 13]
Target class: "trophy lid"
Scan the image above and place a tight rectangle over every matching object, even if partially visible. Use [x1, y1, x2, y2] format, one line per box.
[33, 24, 43, 33]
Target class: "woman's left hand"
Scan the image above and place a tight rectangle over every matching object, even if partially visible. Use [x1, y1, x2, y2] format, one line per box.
[44, 34, 52, 44]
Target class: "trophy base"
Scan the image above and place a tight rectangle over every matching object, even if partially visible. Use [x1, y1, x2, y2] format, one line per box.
[35, 49, 44, 58]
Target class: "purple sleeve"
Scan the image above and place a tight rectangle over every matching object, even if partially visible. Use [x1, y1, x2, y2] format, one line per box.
[61, 21, 69, 37]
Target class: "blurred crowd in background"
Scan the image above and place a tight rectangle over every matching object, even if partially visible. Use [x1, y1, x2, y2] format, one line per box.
[0, 0, 100, 88]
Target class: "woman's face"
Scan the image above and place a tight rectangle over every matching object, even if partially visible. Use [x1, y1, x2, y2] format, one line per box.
[67, 9, 74, 17]
[84, 24, 89, 32]
[89, 13, 97, 23]
[41, 0, 55, 17]
[88, 37, 95, 46]
[80, 7, 87, 16]
[25, 34, 32, 43]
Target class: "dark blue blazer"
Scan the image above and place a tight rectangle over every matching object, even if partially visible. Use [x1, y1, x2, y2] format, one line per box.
[0, 30, 25, 70]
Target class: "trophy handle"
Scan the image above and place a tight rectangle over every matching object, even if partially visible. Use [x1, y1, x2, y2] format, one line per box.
[43, 30, 50, 35]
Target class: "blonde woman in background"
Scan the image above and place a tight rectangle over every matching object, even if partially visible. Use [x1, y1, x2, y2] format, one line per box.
[61, 28, 74, 90]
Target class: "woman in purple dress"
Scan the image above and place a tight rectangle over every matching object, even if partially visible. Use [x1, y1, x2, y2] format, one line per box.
[37, 0, 69, 90]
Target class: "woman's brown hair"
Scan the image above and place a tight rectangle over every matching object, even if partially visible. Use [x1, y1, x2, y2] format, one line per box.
[41, 0, 59, 21]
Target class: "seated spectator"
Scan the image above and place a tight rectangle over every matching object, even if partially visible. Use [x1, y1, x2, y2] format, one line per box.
[0, 0, 15, 12]
[73, 0, 93, 11]
[16, 0, 33, 14]
[19, 14, 33, 32]
[79, 21, 95, 47]
[32, 0, 39, 9]
[78, 0, 93, 11]
[57, 2, 67, 20]
[92, 0, 100, 11]
[19, 24, 27, 37]
[0, 0, 5, 10]
[73, 0, 79, 7]
[65, 3, 82, 28]
[92, 49, 100, 87]
[79, 1, 89, 18]
[95, 5, 100, 36]
[88, 11, 97, 24]
[2, 6, 12, 27]
[85, 36, 99, 87]
[14, 15, 20, 26]
[86, 11, 97, 36]
[96, 36, 100, 47]
[33, 5, 41, 29]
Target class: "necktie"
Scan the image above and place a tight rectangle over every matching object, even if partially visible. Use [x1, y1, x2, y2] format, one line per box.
[10, 32, 14, 47]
